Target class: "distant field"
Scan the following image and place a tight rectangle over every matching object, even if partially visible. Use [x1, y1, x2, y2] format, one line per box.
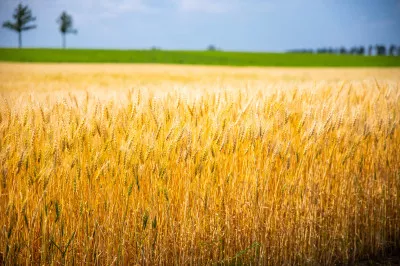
[0, 48, 400, 66]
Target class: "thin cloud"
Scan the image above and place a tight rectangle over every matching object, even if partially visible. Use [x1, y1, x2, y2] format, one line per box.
[368, 18, 396, 29]
[172, 0, 277, 13]
[100, 0, 157, 16]
[175, 0, 233, 13]
[1, 0, 276, 18]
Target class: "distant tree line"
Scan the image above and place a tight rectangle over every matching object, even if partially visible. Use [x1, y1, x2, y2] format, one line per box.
[207, 45, 222, 51]
[288, 45, 400, 56]
[2, 4, 77, 49]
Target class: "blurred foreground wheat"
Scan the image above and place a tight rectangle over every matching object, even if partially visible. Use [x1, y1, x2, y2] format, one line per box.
[0, 64, 400, 265]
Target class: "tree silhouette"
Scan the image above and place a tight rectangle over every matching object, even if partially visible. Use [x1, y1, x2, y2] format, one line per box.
[2, 4, 36, 48]
[57, 11, 77, 49]
[207, 45, 218, 51]
[389, 45, 396, 56]
[375, 45, 386, 56]
[350, 47, 359, 55]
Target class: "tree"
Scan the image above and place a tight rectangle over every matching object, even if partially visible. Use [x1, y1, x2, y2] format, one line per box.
[389, 45, 396, 56]
[350, 47, 358, 55]
[207, 45, 217, 51]
[368, 45, 373, 56]
[2, 4, 36, 48]
[57, 11, 77, 49]
[375, 45, 386, 56]
[358, 46, 365, 55]
[317, 48, 328, 54]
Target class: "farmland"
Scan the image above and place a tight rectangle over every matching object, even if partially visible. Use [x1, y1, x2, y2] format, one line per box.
[1, 48, 400, 66]
[0, 63, 400, 264]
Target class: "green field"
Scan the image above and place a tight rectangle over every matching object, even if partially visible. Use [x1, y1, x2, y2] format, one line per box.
[0, 48, 399, 66]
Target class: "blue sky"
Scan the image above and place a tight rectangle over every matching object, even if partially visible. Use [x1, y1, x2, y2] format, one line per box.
[0, 0, 399, 51]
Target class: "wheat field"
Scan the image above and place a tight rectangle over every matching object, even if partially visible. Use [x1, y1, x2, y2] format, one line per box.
[1, 63, 400, 265]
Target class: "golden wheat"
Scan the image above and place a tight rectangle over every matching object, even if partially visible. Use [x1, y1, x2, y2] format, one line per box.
[0, 63, 400, 265]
